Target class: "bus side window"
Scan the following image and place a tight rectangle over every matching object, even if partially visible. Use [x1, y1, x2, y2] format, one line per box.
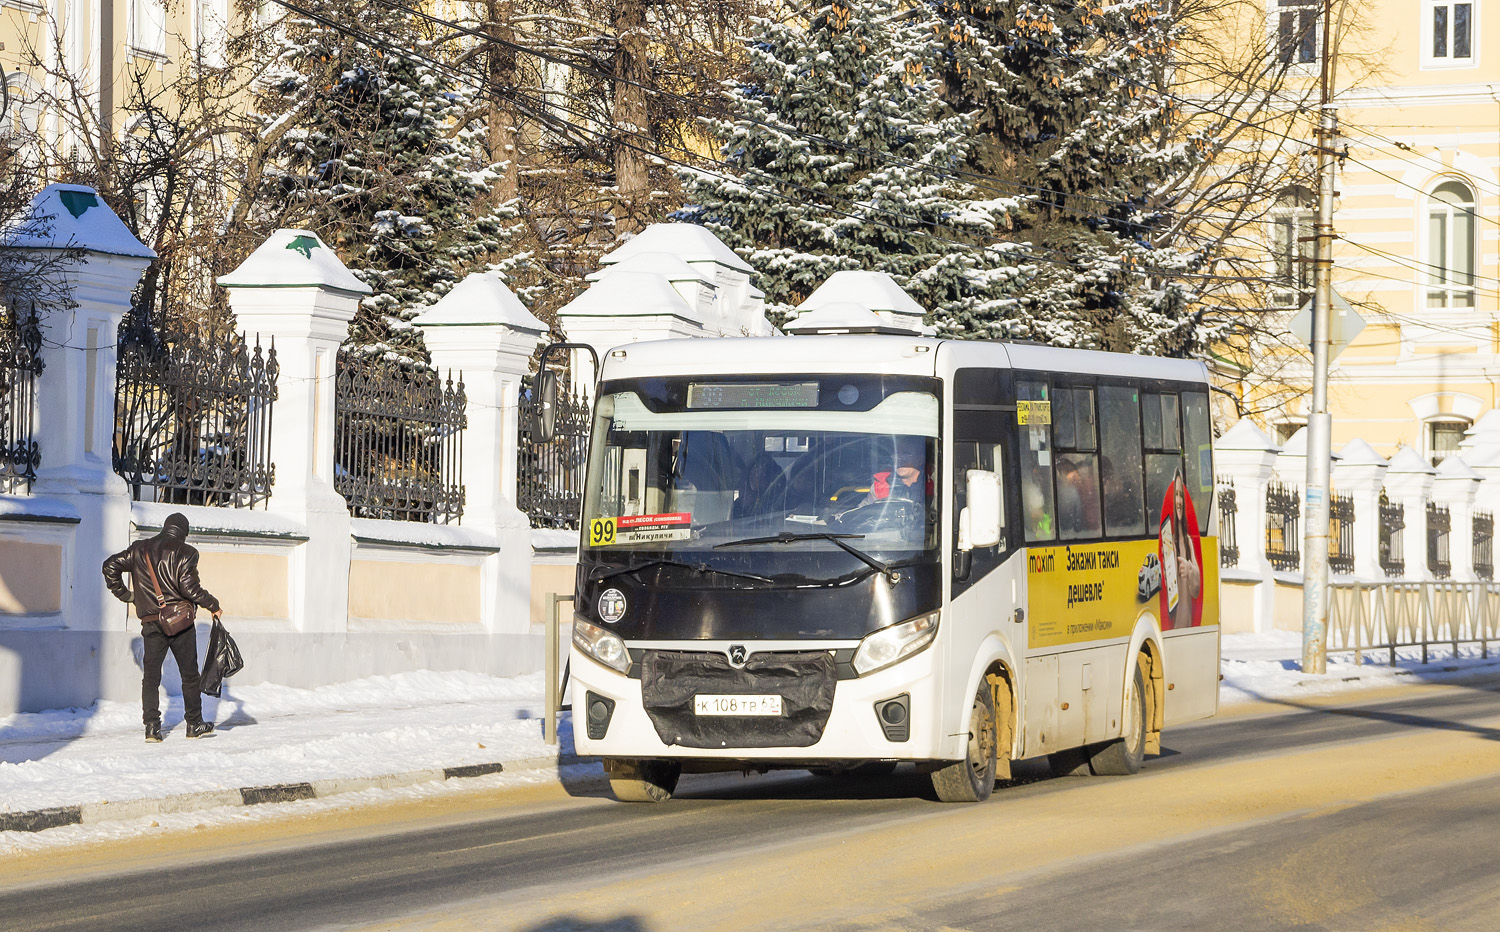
[1054, 387, 1101, 540]
[1143, 392, 1183, 526]
[1099, 385, 1145, 536]
[1181, 392, 1214, 536]
[1018, 380, 1056, 542]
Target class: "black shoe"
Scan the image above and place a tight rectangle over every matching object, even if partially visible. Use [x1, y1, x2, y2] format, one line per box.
[185, 722, 216, 739]
[145, 723, 163, 742]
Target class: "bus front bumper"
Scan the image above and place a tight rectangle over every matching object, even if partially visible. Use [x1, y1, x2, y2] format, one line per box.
[569, 645, 948, 762]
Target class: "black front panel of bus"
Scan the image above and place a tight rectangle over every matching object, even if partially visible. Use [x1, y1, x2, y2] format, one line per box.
[574, 561, 942, 641]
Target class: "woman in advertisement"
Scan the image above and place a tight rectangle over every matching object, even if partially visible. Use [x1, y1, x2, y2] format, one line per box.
[1158, 468, 1203, 630]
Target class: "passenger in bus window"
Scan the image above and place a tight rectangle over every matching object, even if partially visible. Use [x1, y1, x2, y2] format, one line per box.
[1056, 454, 1101, 539]
[734, 453, 783, 518]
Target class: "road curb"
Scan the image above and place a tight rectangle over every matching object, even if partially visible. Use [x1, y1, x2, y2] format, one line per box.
[0, 754, 590, 835]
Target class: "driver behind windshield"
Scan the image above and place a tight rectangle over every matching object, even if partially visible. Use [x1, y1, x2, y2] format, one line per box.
[861, 438, 930, 506]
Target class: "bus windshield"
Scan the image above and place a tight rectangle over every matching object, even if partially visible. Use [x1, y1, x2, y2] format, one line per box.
[581, 376, 941, 572]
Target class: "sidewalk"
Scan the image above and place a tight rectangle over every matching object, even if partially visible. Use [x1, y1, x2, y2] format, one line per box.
[4, 633, 1498, 844]
[0, 671, 579, 835]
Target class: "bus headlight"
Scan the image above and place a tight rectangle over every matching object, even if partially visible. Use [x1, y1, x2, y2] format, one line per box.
[573, 617, 630, 674]
[852, 612, 940, 676]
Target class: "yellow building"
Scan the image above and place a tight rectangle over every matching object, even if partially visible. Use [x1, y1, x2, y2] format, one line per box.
[2, 0, 230, 147]
[1233, 0, 1499, 462]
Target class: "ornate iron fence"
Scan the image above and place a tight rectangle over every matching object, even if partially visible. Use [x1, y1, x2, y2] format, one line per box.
[1329, 489, 1355, 575]
[333, 355, 466, 523]
[1427, 501, 1451, 579]
[0, 303, 44, 493]
[1216, 476, 1238, 568]
[1475, 511, 1494, 581]
[1265, 480, 1301, 572]
[518, 382, 591, 529]
[114, 319, 279, 508]
[1379, 490, 1405, 577]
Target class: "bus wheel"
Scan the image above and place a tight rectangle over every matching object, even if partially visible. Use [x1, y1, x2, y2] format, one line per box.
[1088, 664, 1147, 776]
[930, 683, 997, 803]
[605, 758, 681, 802]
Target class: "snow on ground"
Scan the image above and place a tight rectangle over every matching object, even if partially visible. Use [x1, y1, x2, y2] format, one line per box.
[3, 633, 1498, 856]
[0, 671, 570, 816]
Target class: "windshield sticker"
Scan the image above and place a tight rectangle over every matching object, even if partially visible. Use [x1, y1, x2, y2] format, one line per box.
[589, 513, 693, 547]
[598, 588, 627, 623]
[1017, 400, 1052, 426]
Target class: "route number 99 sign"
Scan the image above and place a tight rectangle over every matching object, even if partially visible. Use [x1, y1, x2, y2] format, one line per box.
[589, 517, 617, 546]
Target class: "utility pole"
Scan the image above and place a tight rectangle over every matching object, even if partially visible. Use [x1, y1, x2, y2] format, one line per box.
[1301, 0, 1341, 674]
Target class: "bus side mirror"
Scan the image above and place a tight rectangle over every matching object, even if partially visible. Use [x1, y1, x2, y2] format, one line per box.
[959, 469, 1003, 551]
[530, 370, 559, 443]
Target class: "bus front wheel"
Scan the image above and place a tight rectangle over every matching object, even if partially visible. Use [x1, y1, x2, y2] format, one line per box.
[605, 758, 682, 803]
[930, 683, 997, 803]
[1088, 664, 1147, 776]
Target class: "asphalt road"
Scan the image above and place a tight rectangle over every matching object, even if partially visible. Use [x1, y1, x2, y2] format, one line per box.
[4, 678, 1500, 932]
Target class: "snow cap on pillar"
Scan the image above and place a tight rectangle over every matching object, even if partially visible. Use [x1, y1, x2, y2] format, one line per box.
[1215, 419, 1279, 452]
[559, 271, 700, 324]
[1435, 455, 1481, 481]
[599, 223, 754, 272]
[218, 229, 371, 295]
[1385, 445, 1435, 476]
[413, 270, 545, 333]
[1336, 438, 1388, 467]
[798, 270, 930, 334]
[0, 184, 155, 258]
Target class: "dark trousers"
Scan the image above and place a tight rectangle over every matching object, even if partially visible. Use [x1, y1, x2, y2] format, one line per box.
[142, 623, 203, 727]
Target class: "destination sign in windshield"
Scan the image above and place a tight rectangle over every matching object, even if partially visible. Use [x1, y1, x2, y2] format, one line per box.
[686, 381, 820, 409]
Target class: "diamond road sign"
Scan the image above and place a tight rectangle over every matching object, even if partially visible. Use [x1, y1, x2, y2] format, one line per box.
[1290, 291, 1366, 359]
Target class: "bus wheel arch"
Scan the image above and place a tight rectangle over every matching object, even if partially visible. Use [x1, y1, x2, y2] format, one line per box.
[1137, 640, 1164, 756]
[984, 663, 1017, 783]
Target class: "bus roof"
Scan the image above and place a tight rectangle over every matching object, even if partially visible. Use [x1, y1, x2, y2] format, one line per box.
[595, 335, 1210, 384]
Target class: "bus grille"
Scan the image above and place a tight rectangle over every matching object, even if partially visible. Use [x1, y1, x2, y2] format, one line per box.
[640, 650, 836, 749]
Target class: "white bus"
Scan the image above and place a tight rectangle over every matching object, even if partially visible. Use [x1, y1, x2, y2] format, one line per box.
[568, 334, 1220, 802]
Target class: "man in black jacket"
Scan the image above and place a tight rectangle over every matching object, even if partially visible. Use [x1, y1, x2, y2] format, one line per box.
[102, 513, 223, 741]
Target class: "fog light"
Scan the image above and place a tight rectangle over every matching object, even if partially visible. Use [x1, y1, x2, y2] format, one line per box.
[585, 692, 616, 740]
[874, 694, 910, 742]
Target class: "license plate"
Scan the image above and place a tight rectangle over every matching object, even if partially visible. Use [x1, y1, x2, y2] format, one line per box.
[694, 694, 783, 716]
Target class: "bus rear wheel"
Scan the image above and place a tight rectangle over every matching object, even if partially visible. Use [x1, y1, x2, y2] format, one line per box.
[930, 683, 997, 803]
[605, 758, 682, 802]
[1088, 664, 1147, 776]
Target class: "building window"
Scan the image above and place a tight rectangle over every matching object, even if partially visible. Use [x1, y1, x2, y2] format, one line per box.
[1429, 419, 1469, 465]
[1429, 2, 1475, 62]
[1270, 186, 1314, 308]
[1274, 422, 1304, 447]
[1276, 0, 1320, 64]
[195, 0, 228, 67]
[1427, 180, 1477, 309]
[130, 0, 168, 58]
[1, 71, 41, 142]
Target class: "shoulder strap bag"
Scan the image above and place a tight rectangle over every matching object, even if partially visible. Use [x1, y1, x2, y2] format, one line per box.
[144, 554, 197, 636]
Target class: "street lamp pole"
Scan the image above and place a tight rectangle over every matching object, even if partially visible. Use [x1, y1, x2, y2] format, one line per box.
[1302, 0, 1342, 674]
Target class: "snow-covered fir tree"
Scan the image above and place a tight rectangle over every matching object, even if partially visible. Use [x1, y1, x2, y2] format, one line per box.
[930, 0, 1207, 353]
[251, 1, 533, 363]
[678, 0, 1026, 327]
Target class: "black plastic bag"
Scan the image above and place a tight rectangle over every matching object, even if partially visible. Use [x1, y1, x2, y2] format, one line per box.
[200, 618, 245, 698]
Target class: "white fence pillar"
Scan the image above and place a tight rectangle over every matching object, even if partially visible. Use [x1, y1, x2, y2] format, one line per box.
[414, 271, 547, 634]
[1214, 420, 1280, 633]
[5, 184, 152, 632]
[220, 230, 368, 633]
[1432, 457, 1480, 581]
[1383, 446, 1435, 582]
[1332, 440, 1389, 581]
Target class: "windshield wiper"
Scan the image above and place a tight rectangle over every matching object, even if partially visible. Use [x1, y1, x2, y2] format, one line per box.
[590, 558, 773, 585]
[714, 532, 901, 583]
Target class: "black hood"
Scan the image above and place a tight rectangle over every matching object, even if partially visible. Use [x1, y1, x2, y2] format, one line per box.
[161, 513, 190, 542]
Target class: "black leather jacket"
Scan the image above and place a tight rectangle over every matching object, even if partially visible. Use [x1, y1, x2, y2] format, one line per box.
[102, 514, 221, 622]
